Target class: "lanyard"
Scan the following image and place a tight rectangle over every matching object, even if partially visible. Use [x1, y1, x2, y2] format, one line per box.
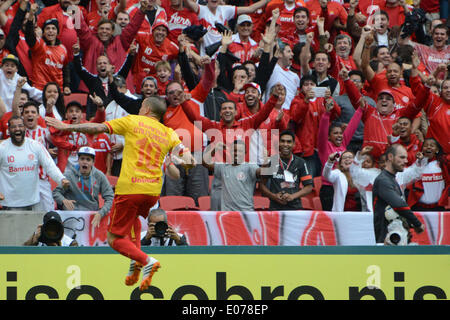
[279, 155, 293, 171]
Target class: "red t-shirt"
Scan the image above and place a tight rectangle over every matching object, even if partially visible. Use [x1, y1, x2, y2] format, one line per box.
[29, 38, 69, 90]
[379, 2, 405, 28]
[37, 4, 83, 62]
[228, 36, 259, 64]
[305, 1, 348, 27]
[133, 33, 178, 93]
[420, 0, 440, 13]
[161, 0, 199, 43]
[86, 7, 117, 32]
[290, 97, 341, 157]
[369, 70, 415, 110]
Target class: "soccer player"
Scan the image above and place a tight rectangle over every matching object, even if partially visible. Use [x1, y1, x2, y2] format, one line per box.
[45, 96, 193, 291]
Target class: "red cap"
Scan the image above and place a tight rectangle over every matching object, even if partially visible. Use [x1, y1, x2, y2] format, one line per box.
[377, 89, 395, 100]
[243, 82, 261, 95]
[152, 19, 169, 31]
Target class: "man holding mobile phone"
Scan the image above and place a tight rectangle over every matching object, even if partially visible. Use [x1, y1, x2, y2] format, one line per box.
[289, 75, 341, 177]
[300, 33, 340, 97]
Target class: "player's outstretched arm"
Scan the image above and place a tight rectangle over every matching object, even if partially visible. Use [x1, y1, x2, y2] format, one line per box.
[45, 117, 108, 135]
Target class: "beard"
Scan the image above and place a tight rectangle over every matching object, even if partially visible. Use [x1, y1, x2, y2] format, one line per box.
[11, 130, 25, 146]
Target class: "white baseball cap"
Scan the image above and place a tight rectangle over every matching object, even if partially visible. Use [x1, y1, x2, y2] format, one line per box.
[237, 14, 253, 25]
[78, 146, 96, 158]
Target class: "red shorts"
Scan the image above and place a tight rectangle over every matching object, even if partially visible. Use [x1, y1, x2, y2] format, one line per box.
[108, 194, 159, 237]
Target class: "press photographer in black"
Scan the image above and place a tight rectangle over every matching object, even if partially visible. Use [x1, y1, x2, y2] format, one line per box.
[141, 208, 188, 246]
[23, 211, 78, 247]
[372, 144, 425, 244]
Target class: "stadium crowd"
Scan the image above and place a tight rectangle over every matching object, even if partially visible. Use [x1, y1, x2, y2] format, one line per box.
[0, 0, 448, 220]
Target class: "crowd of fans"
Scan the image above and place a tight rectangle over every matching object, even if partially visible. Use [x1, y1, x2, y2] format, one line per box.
[0, 0, 448, 220]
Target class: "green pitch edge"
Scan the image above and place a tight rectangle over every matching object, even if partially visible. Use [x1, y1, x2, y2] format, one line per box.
[0, 246, 448, 255]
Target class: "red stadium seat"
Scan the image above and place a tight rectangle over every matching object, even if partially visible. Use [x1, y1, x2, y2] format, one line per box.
[313, 176, 322, 196]
[159, 196, 199, 211]
[312, 196, 323, 211]
[106, 175, 118, 188]
[198, 196, 211, 211]
[301, 197, 313, 210]
[254, 181, 262, 196]
[446, 197, 450, 210]
[253, 196, 270, 210]
[64, 93, 88, 107]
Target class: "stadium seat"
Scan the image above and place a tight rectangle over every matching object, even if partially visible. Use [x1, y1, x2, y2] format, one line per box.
[159, 196, 199, 211]
[64, 93, 88, 107]
[254, 181, 262, 196]
[313, 176, 322, 196]
[312, 196, 323, 211]
[446, 197, 450, 210]
[253, 196, 270, 210]
[198, 196, 211, 211]
[301, 197, 313, 210]
[106, 175, 118, 188]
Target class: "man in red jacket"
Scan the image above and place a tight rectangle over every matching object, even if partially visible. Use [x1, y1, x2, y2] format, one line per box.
[289, 74, 341, 177]
[409, 56, 450, 157]
[180, 85, 282, 164]
[75, 0, 150, 93]
[344, 77, 422, 161]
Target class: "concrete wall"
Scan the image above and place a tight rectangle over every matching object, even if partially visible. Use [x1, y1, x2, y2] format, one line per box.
[0, 211, 47, 245]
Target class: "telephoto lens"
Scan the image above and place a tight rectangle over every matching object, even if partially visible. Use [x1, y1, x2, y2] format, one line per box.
[154, 221, 168, 238]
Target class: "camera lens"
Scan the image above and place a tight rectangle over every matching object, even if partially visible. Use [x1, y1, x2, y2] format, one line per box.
[40, 219, 64, 244]
[154, 221, 168, 238]
[389, 233, 401, 245]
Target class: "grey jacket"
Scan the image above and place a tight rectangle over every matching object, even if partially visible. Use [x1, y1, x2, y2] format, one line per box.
[53, 164, 114, 217]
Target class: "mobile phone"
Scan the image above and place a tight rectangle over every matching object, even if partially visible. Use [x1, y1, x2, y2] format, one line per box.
[313, 87, 328, 98]
[331, 152, 340, 161]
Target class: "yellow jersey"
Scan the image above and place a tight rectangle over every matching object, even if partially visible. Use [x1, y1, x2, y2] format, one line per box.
[105, 115, 182, 196]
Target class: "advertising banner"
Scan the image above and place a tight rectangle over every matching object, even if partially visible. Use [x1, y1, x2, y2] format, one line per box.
[0, 246, 448, 301]
[56, 210, 450, 246]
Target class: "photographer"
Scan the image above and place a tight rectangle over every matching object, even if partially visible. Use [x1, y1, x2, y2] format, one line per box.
[372, 144, 425, 245]
[141, 209, 188, 246]
[23, 211, 78, 247]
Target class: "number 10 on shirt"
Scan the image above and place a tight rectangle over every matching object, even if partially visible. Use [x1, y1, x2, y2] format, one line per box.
[136, 138, 162, 172]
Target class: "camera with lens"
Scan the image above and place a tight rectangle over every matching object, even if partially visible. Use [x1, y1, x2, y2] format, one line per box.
[39, 211, 65, 245]
[154, 221, 168, 238]
[384, 205, 409, 246]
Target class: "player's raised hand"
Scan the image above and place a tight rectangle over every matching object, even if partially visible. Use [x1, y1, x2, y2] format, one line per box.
[45, 116, 68, 131]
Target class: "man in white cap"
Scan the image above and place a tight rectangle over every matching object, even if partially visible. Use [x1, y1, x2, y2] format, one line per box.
[0, 54, 42, 112]
[184, 0, 270, 55]
[52, 146, 114, 228]
[228, 14, 259, 64]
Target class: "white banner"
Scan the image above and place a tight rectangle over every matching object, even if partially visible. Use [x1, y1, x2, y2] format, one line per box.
[57, 210, 450, 247]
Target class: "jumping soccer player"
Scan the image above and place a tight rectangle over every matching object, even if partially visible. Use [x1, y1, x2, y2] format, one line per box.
[45, 96, 193, 291]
